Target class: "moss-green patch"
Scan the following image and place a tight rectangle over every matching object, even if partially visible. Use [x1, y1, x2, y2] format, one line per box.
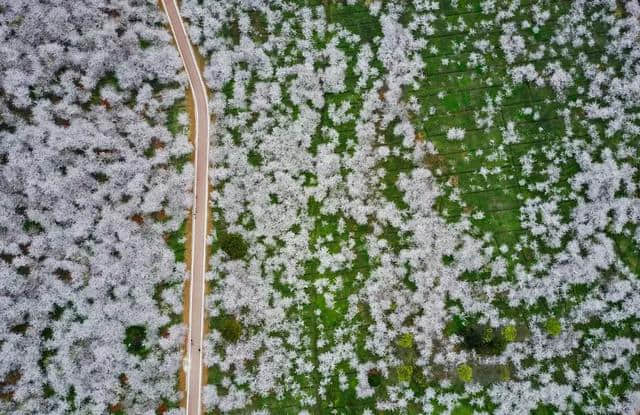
[397, 365, 414, 383]
[396, 332, 414, 349]
[612, 232, 640, 275]
[499, 365, 511, 381]
[452, 403, 476, 415]
[532, 404, 558, 415]
[502, 325, 517, 342]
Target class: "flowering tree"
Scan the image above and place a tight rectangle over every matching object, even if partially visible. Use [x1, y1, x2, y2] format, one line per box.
[0, 0, 190, 412]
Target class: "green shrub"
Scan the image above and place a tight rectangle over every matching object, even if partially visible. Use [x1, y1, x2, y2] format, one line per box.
[124, 325, 149, 358]
[545, 317, 562, 336]
[41, 327, 53, 340]
[396, 365, 413, 383]
[457, 364, 473, 382]
[23, 219, 43, 233]
[499, 365, 511, 381]
[247, 150, 262, 166]
[367, 368, 382, 387]
[458, 323, 506, 355]
[43, 383, 55, 398]
[502, 325, 518, 342]
[396, 332, 414, 349]
[38, 349, 56, 370]
[219, 233, 248, 260]
[90, 171, 108, 183]
[220, 317, 242, 342]
[482, 327, 494, 343]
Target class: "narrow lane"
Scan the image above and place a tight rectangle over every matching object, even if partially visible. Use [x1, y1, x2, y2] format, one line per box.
[160, 1, 210, 414]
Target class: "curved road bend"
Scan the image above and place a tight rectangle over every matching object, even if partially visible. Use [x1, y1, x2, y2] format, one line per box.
[161, 1, 210, 414]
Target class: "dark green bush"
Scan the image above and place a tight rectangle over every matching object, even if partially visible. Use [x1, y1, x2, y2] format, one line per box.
[220, 317, 242, 342]
[462, 324, 506, 355]
[449, 318, 507, 356]
[23, 219, 43, 233]
[124, 325, 149, 358]
[247, 150, 262, 166]
[367, 368, 382, 387]
[219, 233, 248, 260]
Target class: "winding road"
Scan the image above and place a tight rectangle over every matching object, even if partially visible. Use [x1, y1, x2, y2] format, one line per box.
[161, 1, 209, 414]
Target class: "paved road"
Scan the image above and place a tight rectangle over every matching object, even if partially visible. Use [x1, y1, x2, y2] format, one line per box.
[160, 1, 209, 414]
